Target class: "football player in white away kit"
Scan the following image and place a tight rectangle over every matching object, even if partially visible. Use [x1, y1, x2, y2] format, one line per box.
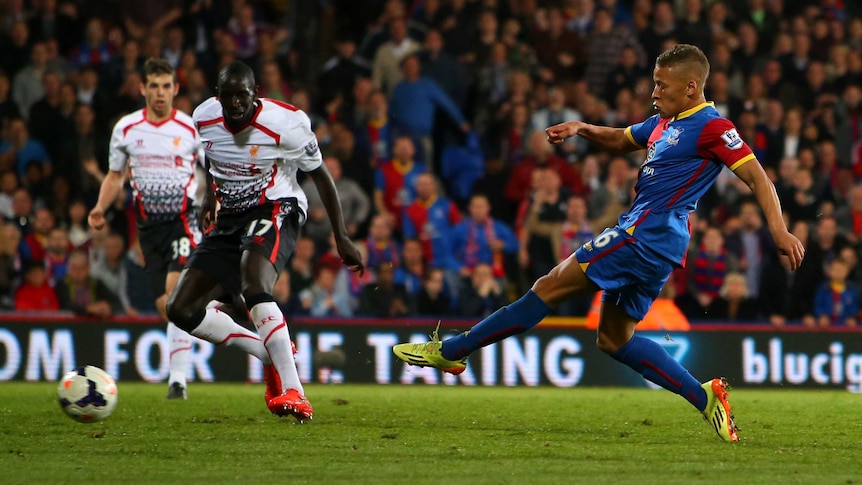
[167, 61, 364, 421]
[89, 58, 252, 400]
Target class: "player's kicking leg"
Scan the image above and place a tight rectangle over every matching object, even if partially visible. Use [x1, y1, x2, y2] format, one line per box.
[241, 250, 312, 423]
[393, 248, 591, 371]
[166, 267, 279, 401]
[394, 228, 738, 441]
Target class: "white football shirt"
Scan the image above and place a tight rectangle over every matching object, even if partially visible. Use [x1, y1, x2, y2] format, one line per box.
[108, 108, 203, 224]
[192, 97, 322, 222]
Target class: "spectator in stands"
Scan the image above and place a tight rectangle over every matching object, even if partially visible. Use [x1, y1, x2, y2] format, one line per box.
[373, 136, 425, 230]
[300, 266, 353, 318]
[836, 185, 862, 244]
[517, 168, 567, 281]
[813, 258, 859, 328]
[0, 118, 51, 180]
[359, 262, 410, 317]
[43, 226, 70, 283]
[388, 54, 469, 168]
[458, 263, 507, 318]
[122, 0, 183, 41]
[506, 131, 586, 207]
[55, 251, 120, 318]
[89, 232, 125, 301]
[121, 235, 156, 315]
[533, 7, 587, 83]
[1, 21, 30, 78]
[639, 0, 678, 63]
[70, 17, 112, 68]
[0, 70, 19, 125]
[354, 90, 393, 174]
[559, 195, 596, 262]
[413, 267, 451, 316]
[319, 37, 371, 106]
[161, 25, 184, 68]
[605, 46, 648, 106]
[497, 103, 531, 167]
[0, 221, 22, 309]
[365, 214, 400, 270]
[14, 260, 58, 311]
[419, 28, 468, 111]
[258, 60, 291, 102]
[531, 88, 584, 160]
[474, 41, 513, 136]
[28, 72, 68, 160]
[12, 42, 50, 119]
[783, 168, 823, 224]
[289, 237, 316, 297]
[183, 68, 212, 108]
[6, 187, 32, 236]
[584, 7, 646, 101]
[725, 201, 772, 303]
[403, 173, 462, 272]
[704, 272, 759, 322]
[683, 226, 736, 318]
[105, 39, 142, 93]
[0, 171, 16, 219]
[22, 207, 53, 262]
[65, 200, 89, 249]
[451, 194, 518, 279]
[272, 269, 302, 315]
[587, 156, 633, 228]
[394, 238, 426, 296]
[302, 156, 371, 247]
[75, 66, 109, 121]
[372, 17, 421, 97]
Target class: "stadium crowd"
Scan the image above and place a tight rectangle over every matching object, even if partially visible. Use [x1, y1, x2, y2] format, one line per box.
[1, 0, 861, 328]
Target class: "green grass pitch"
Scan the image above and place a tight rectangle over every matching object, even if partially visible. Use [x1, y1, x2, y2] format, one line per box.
[1, 383, 860, 484]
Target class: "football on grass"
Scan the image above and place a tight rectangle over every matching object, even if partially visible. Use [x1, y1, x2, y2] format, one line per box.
[57, 366, 118, 423]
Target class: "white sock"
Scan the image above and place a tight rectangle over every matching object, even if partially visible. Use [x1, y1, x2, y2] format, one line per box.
[191, 307, 271, 364]
[251, 301, 302, 394]
[167, 322, 191, 386]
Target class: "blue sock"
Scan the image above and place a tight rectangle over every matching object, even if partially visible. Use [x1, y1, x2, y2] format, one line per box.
[611, 335, 708, 411]
[441, 290, 552, 360]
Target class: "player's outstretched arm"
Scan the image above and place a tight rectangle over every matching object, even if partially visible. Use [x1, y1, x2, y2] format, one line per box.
[88, 169, 125, 230]
[308, 164, 365, 275]
[733, 160, 805, 271]
[545, 120, 641, 154]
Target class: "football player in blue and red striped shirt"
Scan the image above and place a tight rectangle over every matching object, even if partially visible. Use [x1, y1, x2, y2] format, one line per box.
[394, 44, 805, 442]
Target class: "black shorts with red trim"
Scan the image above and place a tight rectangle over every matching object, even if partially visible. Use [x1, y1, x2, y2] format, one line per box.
[138, 216, 199, 297]
[185, 198, 302, 294]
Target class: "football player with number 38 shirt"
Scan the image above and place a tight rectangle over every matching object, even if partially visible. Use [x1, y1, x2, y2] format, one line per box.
[89, 58, 230, 401]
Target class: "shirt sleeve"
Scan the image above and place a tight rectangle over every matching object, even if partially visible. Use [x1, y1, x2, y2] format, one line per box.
[698, 117, 756, 171]
[107, 120, 128, 172]
[624, 114, 660, 149]
[280, 110, 323, 172]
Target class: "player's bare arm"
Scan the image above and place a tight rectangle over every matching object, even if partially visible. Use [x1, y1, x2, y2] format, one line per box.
[199, 155, 217, 232]
[733, 160, 805, 271]
[88, 169, 125, 230]
[308, 164, 365, 275]
[545, 121, 641, 154]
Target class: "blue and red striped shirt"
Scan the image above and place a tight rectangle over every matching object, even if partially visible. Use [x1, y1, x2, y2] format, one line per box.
[624, 102, 756, 266]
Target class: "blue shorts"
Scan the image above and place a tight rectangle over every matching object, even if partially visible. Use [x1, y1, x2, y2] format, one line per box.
[574, 226, 676, 320]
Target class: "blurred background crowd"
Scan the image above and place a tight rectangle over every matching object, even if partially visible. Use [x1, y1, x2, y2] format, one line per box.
[1, 0, 861, 328]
